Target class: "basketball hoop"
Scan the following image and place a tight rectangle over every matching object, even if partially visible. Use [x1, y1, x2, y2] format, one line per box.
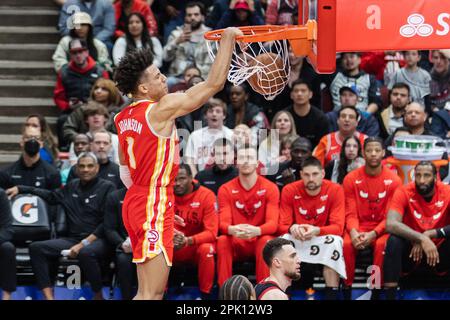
[205, 22, 317, 100]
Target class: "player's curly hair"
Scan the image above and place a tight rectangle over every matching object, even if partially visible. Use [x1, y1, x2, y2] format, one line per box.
[114, 48, 154, 96]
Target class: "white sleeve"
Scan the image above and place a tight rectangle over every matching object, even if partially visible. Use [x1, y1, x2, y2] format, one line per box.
[151, 37, 163, 68]
[119, 165, 133, 189]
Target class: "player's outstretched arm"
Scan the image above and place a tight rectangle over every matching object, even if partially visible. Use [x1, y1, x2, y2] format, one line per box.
[153, 27, 243, 122]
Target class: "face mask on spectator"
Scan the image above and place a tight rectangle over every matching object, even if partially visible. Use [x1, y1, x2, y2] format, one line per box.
[24, 139, 40, 157]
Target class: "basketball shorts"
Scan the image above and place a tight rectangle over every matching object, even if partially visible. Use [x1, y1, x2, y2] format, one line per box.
[122, 184, 174, 266]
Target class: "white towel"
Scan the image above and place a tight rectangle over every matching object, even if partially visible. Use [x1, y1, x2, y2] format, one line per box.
[282, 234, 347, 279]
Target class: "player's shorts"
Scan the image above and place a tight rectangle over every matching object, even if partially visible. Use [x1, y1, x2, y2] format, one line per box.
[122, 184, 175, 266]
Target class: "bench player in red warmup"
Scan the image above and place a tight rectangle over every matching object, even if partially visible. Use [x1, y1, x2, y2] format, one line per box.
[384, 161, 450, 300]
[217, 144, 280, 287]
[342, 137, 401, 299]
[172, 164, 218, 300]
[113, 27, 243, 300]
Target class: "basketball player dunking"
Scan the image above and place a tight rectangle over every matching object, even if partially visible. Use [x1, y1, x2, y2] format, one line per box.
[114, 27, 243, 300]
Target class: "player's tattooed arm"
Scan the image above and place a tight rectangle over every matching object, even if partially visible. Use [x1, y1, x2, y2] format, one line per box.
[386, 210, 425, 243]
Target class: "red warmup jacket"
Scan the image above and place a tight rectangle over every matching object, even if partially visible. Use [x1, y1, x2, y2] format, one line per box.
[390, 181, 450, 235]
[218, 176, 280, 236]
[114, 0, 158, 38]
[175, 182, 218, 245]
[279, 179, 345, 236]
[343, 166, 402, 235]
[53, 56, 109, 111]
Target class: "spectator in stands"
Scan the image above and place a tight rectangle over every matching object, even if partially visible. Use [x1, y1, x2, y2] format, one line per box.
[388, 50, 431, 107]
[219, 274, 256, 300]
[67, 130, 123, 188]
[0, 188, 14, 300]
[63, 78, 123, 145]
[61, 133, 91, 184]
[429, 50, 450, 111]
[67, 102, 119, 164]
[53, 12, 112, 73]
[360, 51, 405, 86]
[158, 1, 187, 42]
[196, 138, 238, 195]
[265, 0, 298, 25]
[313, 106, 368, 167]
[169, 65, 201, 94]
[173, 164, 218, 300]
[216, 144, 280, 286]
[27, 152, 115, 300]
[278, 156, 345, 300]
[384, 161, 450, 300]
[404, 102, 432, 136]
[285, 79, 329, 148]
[377, 83, 411, 140]
[216, 0, 265, 29]
[326, 85, 380, 137]
[54, 39, 109, 150]
[342, 137, 402, 300]
[267, 137, 312, 190]
[0, 126, 61, 195]
[225, 83, 269, 141]
[25, 115, 60, 165]
[103, 188, 133, 299]
[255, 238, 300, 300]
[112, 13, 163, 68]
[114, 0, 158, 38]
[206, 0, 264, 29]
[330, 52, 381, 113]
[185, 98, 234, 176]
[325, 135, 365, 184]
[258, 111, 297, 168]
[163, 2, 212, 86]
[279, 134, 300, 163]
[232, 124, 253, 149]
[58, 0, 116, 49]
[431, 101, 450, 139]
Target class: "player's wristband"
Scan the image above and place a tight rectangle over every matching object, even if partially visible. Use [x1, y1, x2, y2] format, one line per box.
[81, 239, 91, 247]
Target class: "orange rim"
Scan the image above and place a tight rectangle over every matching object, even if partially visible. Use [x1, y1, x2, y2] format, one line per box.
[204, 24, 314, 43]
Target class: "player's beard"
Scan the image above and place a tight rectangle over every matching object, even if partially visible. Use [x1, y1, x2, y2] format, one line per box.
[416, 180, 435, 196]
[285, 270, 301, 281]
[306, 182, 321, 192]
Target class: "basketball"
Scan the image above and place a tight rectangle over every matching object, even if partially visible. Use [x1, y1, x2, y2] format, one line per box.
[247, 52, 287, 96]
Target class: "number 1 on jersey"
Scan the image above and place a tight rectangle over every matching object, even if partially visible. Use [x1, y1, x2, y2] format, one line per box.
[126, 136, 137, 169]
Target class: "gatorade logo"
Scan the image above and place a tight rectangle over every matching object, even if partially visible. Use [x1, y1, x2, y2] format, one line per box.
[399, 13, 450, 38]
[12, 196, 39, 224]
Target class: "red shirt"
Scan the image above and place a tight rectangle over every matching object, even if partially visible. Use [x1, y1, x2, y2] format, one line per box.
[175, 183, 218, 245]
[53, 56, 109, 111]
[389, 181, 450, 233]
[279, 179, 345, 236]
[114, 100, 179, 187]
[218, 176, 280, 236]
[343, 166, 402, 235]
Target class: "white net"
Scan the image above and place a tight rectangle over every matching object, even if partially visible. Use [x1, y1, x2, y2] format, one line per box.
[206, 33, 290, 101]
